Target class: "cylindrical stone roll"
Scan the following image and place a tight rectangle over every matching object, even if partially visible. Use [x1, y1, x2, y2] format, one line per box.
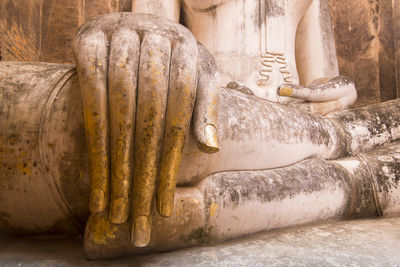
[0, 62, 88, 235]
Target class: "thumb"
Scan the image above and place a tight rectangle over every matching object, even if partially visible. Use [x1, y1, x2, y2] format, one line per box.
[193, 42, 220, 153]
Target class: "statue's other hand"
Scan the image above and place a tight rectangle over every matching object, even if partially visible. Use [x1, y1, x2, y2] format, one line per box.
[72, 13, 219, 248]
[277, 76, 358, 115]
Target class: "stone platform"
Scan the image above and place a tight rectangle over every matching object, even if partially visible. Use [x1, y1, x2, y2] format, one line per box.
[0, 216, 399, 266]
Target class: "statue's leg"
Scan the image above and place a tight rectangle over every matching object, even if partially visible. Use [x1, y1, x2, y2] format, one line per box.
[177, 86, 400, 185]
[84, 143, 400, 260]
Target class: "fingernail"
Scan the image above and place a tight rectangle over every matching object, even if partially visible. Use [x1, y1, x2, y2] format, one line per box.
[110, 198, 128, 224]
[278, 86, 293, 97]
[204, 124, 219, 153]
[132, 216, 151, 247]
[157, 194, 174, 218]
[90, 189, 105, 213]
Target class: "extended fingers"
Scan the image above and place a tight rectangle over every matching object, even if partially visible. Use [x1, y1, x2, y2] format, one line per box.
[157, 41, 198, 218]
[108, 29, 140, 224]
[131, 33, 171, 247]
[72, 30, 110, 213]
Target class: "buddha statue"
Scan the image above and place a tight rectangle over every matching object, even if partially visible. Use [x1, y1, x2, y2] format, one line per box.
[1, 0, 400, 260]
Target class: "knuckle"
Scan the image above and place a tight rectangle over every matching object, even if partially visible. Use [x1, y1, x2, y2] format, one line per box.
[174, 40, 197, 56]
[171, 43, 198, 71]
[140, 34, 171, 77]
[74, 29, 105, 49]
[111, 28, 140, 44]
[72, 31, 108, 67]
[142, 33, 171, 50]
[109, 29, 140, 67]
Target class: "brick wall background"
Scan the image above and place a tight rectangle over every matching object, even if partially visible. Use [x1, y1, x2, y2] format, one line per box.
[0, 0, 131, 63]
[329, 0, 400, 105]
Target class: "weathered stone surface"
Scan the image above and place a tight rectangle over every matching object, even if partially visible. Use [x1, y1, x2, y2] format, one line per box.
[378, 0, 397, 102]
[0, 0, 42, 61]
[0, 62, 82, 235]
[394, 0, 400, 99]
[84, 0, 118, 21]
[82, 142, 400, 260]
[1, 61, 400, 238]
[41, 0, 132, 63]
[329, 0, 399, 106]
[119, 0, 132, 12]
[84, 0, 132, 20]
[329, 0, 381, 106]
[1, 2, 400, 260]
[0, 0, 132, 64]
[1, 0, 398, 104]
[40, 0, 83, 63]
[2, 217, 400, 265]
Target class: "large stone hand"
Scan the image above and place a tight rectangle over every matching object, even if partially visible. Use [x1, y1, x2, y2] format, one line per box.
[72, 13, 219, 247]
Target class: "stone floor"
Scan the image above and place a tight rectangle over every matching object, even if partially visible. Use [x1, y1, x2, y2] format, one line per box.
[0, 216, 399, 266]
